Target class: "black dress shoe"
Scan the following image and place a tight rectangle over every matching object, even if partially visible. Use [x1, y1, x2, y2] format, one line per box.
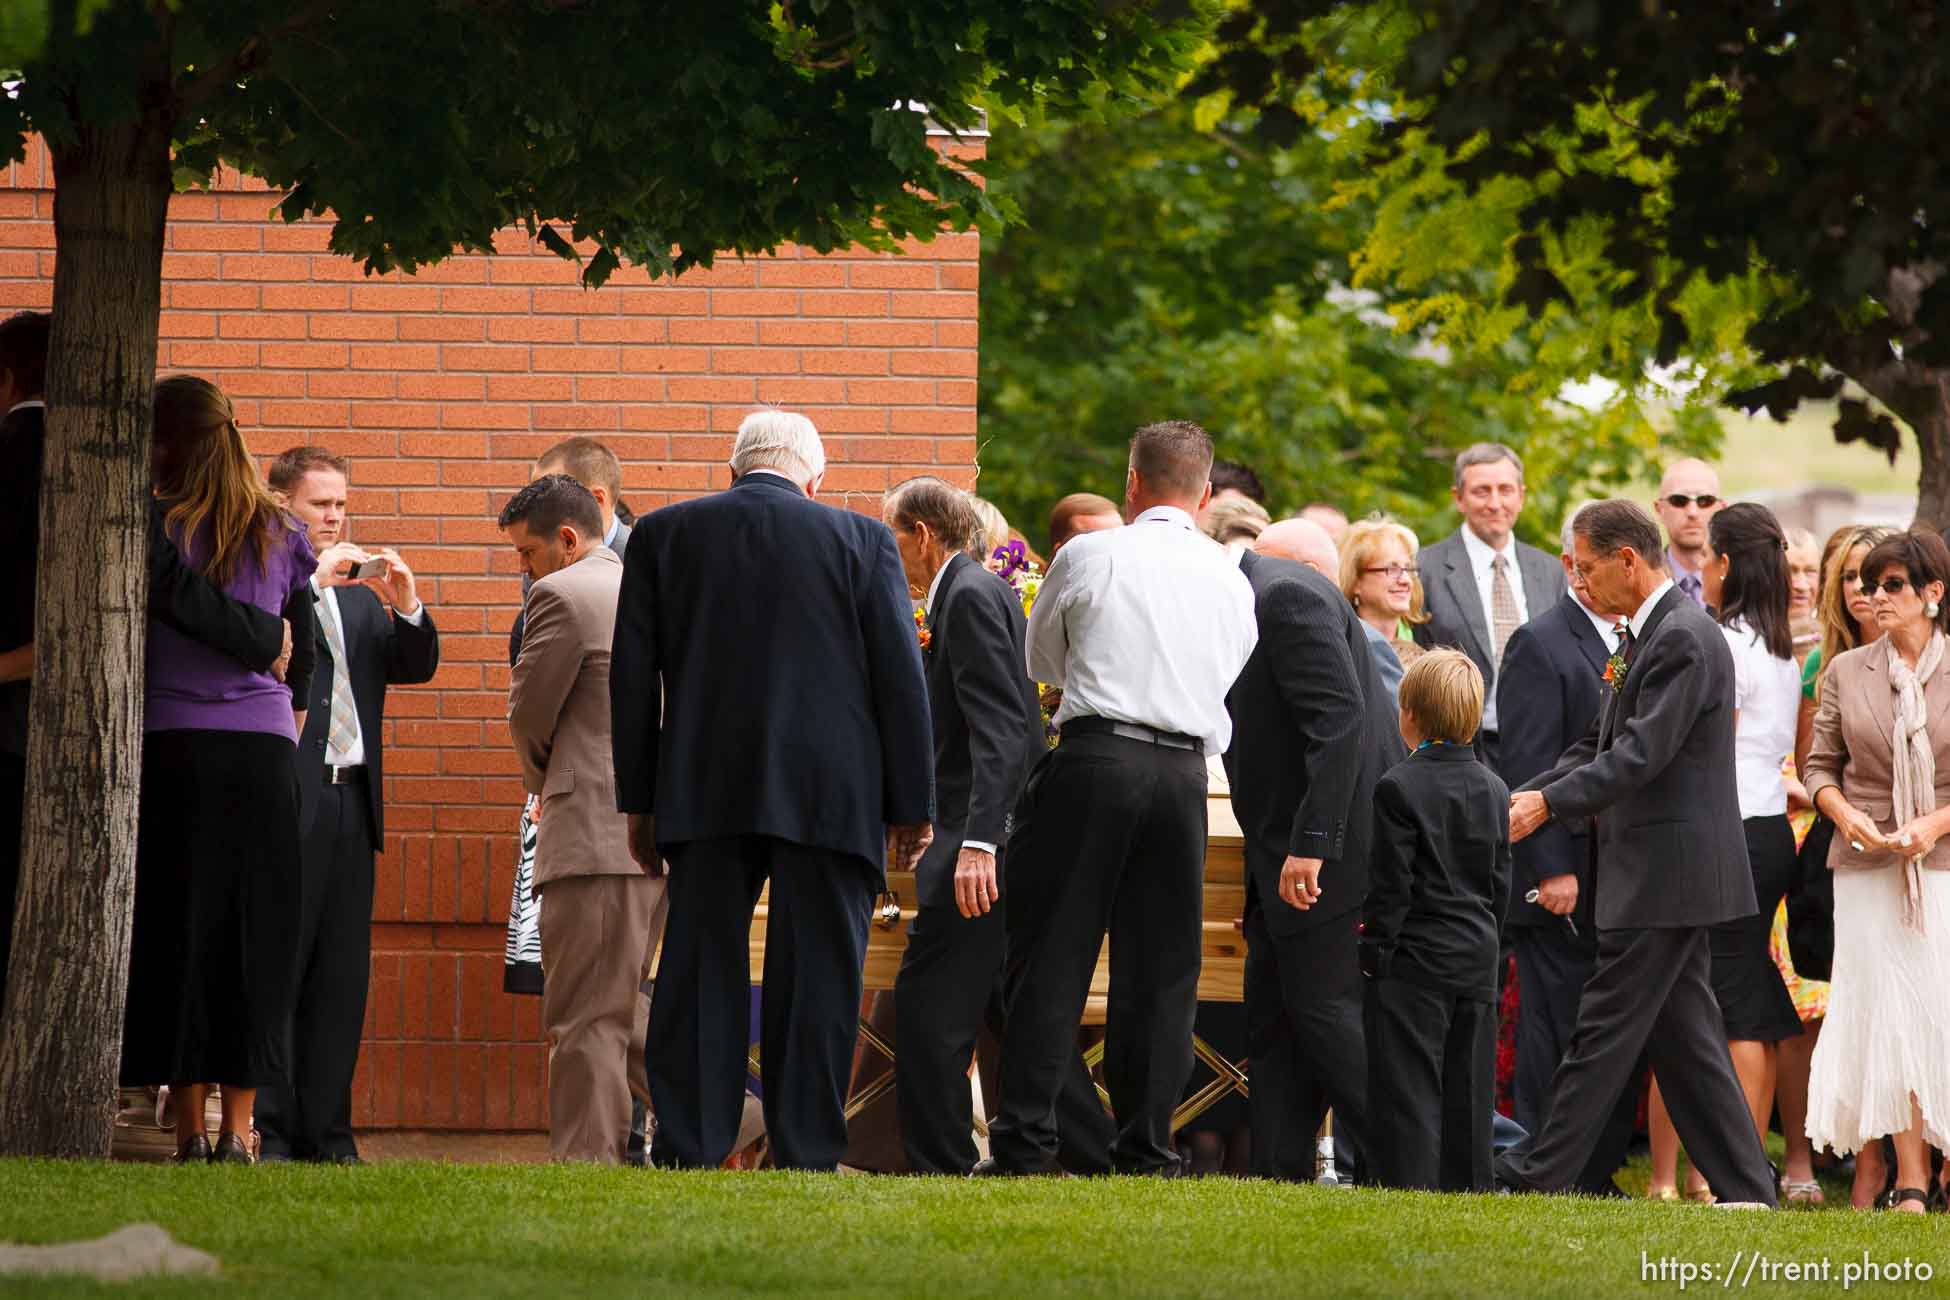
[329, 1153, 365, 1167]
[257, 1148, 294, 1164]
[211, 1132, 255, 1165]
[969, 1157, 1028, 1178]
[172, 1134, 213, 1165]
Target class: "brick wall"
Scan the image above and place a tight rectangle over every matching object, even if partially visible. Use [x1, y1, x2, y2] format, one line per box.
[0, 134, 982, 1130]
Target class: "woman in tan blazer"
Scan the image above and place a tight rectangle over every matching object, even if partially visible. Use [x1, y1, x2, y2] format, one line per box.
[1802, 529, 1950, 1215]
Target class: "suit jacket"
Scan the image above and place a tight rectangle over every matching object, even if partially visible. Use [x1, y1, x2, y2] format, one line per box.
[611, 472, 933, 874]
[1803, 637, 1950, 873]
[1360, 744, 1513, 996]
[1360, 619, 1405, 708]
[1525, 585, 1754, 930]
[1223, 550, 1407, 938]
[1, 403, 285, 753]
[1495, 592, 1609, 931]
[509, 547, 634, 886]
[296, 582, 441, 851]
[508, 519, 631, 666]
[1413, 527, 1566, 727]
[915, 552, 1043, 910]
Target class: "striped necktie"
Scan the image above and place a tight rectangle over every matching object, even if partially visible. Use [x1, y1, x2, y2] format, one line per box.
[1489, 552, 1521, 667]
[315, 590, 360, 764]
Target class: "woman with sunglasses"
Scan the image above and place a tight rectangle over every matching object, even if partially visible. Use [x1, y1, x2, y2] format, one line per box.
[1644, 504, 1804, 1201]
[1803, 529, 1950, 1215]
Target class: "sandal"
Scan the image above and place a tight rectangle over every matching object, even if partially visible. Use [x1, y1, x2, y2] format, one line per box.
[1685, 1187, 1717, 1204]
[1781, 1177, 1825, 1207]
[1647, 1186, 1680, 1202]
[1889, 1186, 1928, 1213]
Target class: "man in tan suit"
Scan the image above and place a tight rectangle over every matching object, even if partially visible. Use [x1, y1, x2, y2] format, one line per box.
[501, 473, 665, 1163]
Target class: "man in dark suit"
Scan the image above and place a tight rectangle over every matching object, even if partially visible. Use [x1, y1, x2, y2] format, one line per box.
[1494, 502, 1637, 1194]
[1413, 443, 1566, 771]
[1497, 499, 1776, 1206]
[255, 446, 440, 1164]
[881, 476, 1114, 1175]
[612, 410, 933, 1172]
[0, 310, 290, 1009]
[1225, 536, 1406, 1181]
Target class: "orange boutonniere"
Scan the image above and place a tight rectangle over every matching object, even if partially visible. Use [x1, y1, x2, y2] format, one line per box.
[914, 604, 931, 652]
[1603, 647, 1627, 692]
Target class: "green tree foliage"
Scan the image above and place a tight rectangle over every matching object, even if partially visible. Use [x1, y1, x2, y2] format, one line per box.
[977, 75, 1703, 551]
[0, 0, 1208, 1158]
[1202, 0, 1950, 525]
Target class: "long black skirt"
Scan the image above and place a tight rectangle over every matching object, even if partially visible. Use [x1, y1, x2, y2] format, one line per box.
[121, 728, 301, 1088]
[1705, 814, 1803, 1044]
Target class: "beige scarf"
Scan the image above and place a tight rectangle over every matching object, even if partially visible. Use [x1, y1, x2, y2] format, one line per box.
[1886, 629, 1944, 932]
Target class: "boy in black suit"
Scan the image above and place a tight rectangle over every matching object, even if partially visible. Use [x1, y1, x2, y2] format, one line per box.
[1360, 649, 1512, 1191]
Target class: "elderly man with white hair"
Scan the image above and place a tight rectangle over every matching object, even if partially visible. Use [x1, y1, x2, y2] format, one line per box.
[610, 409, 935, 1171]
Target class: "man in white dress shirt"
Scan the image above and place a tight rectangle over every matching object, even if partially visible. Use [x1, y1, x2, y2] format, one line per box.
[1412, 443, 1566, 771]
[981, 420, 1258, 1177]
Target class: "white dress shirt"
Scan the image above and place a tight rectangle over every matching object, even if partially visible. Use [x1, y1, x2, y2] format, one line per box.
[1627, 577, 1676, 640]
[1723, 617, 1800, 818]
[924, 553, 997, 857]
[1576, 595, 1623, 656]
[312, 576, 428, 767]
[1027, 505, 1257, 755]
[1461, 525, 1529, 734]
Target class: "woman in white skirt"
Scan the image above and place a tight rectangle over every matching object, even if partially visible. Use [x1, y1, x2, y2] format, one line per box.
[1803, 529, 1950, 1214]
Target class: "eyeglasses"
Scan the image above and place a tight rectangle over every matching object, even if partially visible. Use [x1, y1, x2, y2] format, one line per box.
[1864, 575, 1913, 596]
[1362, 564, 1419, 580]
[1662, 493, 1721, 510]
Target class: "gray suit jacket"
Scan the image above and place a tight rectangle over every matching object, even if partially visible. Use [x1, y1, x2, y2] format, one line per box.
[508, 547, 635, 886]
[508, 519, 631, 666]
[1413, 527, 1565, 720]
[1523, 585, 1755, 930]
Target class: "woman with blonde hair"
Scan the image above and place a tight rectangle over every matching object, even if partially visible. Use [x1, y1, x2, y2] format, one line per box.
[1340, 516, 1429, 703]
[120, 375, 316, 1165]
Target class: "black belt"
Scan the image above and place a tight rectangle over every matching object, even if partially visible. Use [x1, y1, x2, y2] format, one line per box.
[1062, 715, 1203, 755]
[325, 764, 368, 786]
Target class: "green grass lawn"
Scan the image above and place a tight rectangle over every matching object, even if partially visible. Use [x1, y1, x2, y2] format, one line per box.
[1, 1157, 1945, 1299]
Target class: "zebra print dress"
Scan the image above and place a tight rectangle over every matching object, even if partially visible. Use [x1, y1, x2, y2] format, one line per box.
[503, 795, 543, 994]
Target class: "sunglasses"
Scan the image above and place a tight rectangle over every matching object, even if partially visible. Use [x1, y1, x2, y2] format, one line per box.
[1863, 575, 1915, 596]
[1662, 493, 1720, 510]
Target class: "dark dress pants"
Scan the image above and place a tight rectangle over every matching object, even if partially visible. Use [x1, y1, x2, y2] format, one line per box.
[894, 899, 1115, 1174]
[257, 778, 376, 1160]
[1363, 976, 1494, 1191]
[990, 734, 1207, 1174]
[1511, 919, 1637, 1192]
[0, 749, 21, 1015]
[1243, 905, 1368, 1181]
[648, 834, 874, 1172]
[1496, 926, 1777, 1205]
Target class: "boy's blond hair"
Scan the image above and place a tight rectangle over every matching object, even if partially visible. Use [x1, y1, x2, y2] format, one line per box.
[1399, 649, 1484, 745]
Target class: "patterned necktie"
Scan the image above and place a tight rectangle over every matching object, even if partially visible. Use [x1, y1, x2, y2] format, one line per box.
[1489, 552, 1521, 667]
[315, 591, 360, 764]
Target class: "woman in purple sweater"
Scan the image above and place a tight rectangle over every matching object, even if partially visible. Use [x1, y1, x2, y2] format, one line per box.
[121, 375, 317, 1164]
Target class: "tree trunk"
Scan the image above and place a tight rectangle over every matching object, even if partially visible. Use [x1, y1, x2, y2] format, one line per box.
[0, 114, 172, 1157]
[1907, 372, 1950, 533]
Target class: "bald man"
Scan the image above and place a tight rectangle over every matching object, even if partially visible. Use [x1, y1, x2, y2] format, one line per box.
[1259, 518, 1402, 706]
[1255, 518, 1340, 578]
[1652, 459, 1724, 606]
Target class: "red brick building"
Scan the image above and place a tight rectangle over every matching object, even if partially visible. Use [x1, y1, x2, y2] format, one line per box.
[0, 132, 983, 1131]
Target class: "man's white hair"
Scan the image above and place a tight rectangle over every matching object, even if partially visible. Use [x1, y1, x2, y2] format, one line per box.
[1560, 499, 1603, 557]
[731, 409, 826, 481]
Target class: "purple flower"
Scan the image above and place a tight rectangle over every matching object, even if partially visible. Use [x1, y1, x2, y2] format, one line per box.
[991, 539, 1028, 581]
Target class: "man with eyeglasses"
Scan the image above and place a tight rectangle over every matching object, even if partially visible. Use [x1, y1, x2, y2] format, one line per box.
[1413, 442, 1566, 771]
[1652, 459, 1725, 606]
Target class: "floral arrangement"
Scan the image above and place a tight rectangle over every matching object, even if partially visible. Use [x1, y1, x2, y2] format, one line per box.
[990, 541, 1058, 744]
[914, 603, 931, 653]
